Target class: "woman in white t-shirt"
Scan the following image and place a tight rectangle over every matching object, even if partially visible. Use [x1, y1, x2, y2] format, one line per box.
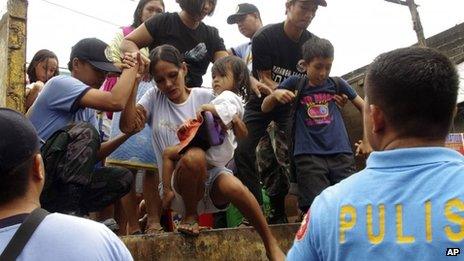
[120, 45, 283, 260]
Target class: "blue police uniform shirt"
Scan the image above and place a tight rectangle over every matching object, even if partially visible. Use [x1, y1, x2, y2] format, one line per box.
[279, 76, 357, 156]
[287, 147, 464, 261]
[28, 75, 97, 143]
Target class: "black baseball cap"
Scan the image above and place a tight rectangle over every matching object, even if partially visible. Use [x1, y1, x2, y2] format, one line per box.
[70, 38, 121, 73]
[227, 3, 260, 24]
[0, 108, 40, 174]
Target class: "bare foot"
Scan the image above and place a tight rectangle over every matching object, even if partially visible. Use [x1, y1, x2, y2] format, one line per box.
[145, 223, 164, 235]
[139, 199, 146, 214]
[178, 216, 200, 236]
[139, 214, 148, 232]
[267, 246, 285, 261]
[266, 240, 285, 261]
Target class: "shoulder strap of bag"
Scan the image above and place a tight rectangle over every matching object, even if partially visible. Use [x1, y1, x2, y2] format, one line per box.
[290, 77, 308, 119]
[0, 208, 49, 261]
[329, 76, 356, 147]
[330, 76, 343, 95]
[288, 77, 308, 149]
[287, 77, 309, 178]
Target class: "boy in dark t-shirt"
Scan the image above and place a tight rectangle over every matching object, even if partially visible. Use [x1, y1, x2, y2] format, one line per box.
[262, 37, 371, 212]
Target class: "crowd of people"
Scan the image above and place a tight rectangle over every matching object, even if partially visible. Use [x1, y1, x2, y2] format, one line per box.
[1, 0, 463, 260]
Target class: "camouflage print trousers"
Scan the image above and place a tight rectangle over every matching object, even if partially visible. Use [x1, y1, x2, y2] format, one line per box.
[40, 122, 133, 214]
[255, 122, 291, 198]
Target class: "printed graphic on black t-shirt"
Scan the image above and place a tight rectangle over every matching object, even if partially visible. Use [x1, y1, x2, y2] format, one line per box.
[144, 12, 226, 87]
[271, 65, 306, 84]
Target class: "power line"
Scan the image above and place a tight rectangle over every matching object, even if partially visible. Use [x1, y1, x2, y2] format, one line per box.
[39, 0, 122, 27]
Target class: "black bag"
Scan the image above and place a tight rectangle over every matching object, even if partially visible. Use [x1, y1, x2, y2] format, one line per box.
[0, 208, 49, 261]
[40, 122, 100, 213]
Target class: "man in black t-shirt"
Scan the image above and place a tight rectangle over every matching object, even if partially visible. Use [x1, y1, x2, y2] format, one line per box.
[233, 0, 327, 224]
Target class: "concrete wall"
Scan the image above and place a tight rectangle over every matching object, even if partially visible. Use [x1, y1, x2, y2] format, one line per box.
[122, 224, 299, 261]
[0, 12, 8, 107]
[0, 0, 27, 112]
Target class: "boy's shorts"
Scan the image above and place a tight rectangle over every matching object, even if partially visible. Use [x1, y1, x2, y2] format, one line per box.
[294, 153, 355, 210]
[159, 166, 233, 217]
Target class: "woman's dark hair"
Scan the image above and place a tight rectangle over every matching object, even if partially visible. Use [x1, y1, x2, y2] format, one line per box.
[148, 44, 184, 78]
[27, 49, 59, 83]
[177, 0, 217, 17]
[132, 0, 165, 28]
[212, 56, 251, 102]
[302, 37, 334, 62]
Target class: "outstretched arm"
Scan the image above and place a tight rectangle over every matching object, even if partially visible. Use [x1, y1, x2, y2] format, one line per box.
[97, 132, 137, 161]
[25, 81, 44, 111]
[261, 89, 295, 113]
[121, 24, 154, 54]
[351, 95, 372, 155]
[212, 175, 285, 260]
[161, 145, 182, 209]
[120, 76, 147, 134]
[231, 115, 248, 139]
[79, 53, 140, 112]
[257, 70, 278, 92]
[98, 80, 146, 160]
[199, 104, 247, 138]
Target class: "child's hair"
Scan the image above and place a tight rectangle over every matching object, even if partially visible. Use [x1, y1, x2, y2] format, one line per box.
[27, 49, 59, 83]
[132, 0, 165, 28]
[211, 56, 251, 102]
[302, 37, 334, 62]
[177, 0, 217, 17]
[366, 47, 459, 140]
[148, 44, 184, 79]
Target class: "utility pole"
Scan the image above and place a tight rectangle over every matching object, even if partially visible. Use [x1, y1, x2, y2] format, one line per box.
[385, 0, 427, 47]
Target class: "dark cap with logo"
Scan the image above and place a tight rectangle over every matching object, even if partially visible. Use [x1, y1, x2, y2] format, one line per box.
[227, 3, 260, 24]
[70, 38, 121, 73]
[286, 0, 327, 7]
[0, 108, 40, 175]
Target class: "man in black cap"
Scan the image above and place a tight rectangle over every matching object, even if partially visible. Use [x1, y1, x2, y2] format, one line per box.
[0, 108, 133, 260]
[227, 3, 262, 70]
[27, 38, 145, 219]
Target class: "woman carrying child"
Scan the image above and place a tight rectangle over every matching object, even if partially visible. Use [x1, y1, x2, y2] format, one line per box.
[120, 45, 284, 260]
[160, 55, 250, 220]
